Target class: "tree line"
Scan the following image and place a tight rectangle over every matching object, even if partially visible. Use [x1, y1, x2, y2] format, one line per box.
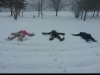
[0, 0, 100, 21]
[0, 0, 27, 20]
[71, 0, 100, 21]
[0, 0, 69, 20]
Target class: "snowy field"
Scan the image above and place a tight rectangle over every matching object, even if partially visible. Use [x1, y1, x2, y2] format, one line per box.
[0, 11, 100, 73]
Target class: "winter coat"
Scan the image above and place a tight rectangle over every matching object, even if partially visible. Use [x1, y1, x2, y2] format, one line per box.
[11, 30, 35, 36]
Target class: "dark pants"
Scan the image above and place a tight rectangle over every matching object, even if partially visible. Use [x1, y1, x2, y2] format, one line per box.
[49, 34, 63, 41]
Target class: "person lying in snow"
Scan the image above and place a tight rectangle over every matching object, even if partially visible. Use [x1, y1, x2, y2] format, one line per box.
[7, 30, 35, 41]
[71, 32, 97, 43]
[42, 30, 65, 41]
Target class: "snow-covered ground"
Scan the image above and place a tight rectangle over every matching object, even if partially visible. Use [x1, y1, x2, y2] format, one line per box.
[0, 11, 100, 73]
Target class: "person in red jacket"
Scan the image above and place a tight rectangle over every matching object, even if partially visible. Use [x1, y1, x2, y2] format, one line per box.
[7, 30, 35, 41]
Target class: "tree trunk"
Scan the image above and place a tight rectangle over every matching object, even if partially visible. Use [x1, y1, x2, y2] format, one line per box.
[41, 0, 43, 19]
[38, 11, 40, 17]
[18, 10, 21, 16]
[81, 10, 83, 19]
[10, 6, 13, 16]
[90, 12, 92, 19]
[75, 10, 80, 18]
[41, 9, 43, 19]
[14, 13, 18, 20]
[75, 13, 79, 18]
[41, 8, 43, 19]
[97, 11, 99, 16]
[22, 12, 23, 18]
[84, 11, 87, 21]
[56, 11, 58, 16]
[14, 9, 19, 20]
[41, 13, 43, 19]
[93, 11, 95, 17]
[19, 12, 20, 16]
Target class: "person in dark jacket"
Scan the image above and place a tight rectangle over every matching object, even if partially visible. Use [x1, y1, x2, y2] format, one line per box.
[71, 32, 97, 43]
[42, 30, 65, 41]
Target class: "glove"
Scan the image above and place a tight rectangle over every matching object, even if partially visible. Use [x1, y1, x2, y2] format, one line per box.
[42, 33, 44, 35]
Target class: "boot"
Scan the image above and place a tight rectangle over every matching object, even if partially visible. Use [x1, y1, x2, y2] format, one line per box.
[60, 37, 65, 41]
[7, 37, 12, 41]
[18, 37, 23, 42]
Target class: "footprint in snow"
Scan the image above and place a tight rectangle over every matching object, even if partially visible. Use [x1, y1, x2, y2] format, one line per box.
[54, 58, 57, 61]
[6, 50, 8, 51]
[95, 52, 99, 56]
[51, 46, 53, 47]
[2, 66, 7, 69]
[63, 69, 66, 73]
[14, 56, 17, 58]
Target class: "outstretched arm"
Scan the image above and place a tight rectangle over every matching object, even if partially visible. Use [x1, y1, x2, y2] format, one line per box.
[42, 32, 51, 35]
[71, 34, 80, 36]
[58, 33, 65, 36]
[23, 31, 35, 36]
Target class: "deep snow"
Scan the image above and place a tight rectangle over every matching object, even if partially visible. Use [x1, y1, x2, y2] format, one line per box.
[0, 11, 100, 73]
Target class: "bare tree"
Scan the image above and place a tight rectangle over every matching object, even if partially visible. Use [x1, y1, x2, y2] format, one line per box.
[0, 0, 27, 17]
[0, 0, 6, 7]
[71, 0, 100, 21]
[0, 0, 15, 16]
[13, 0, 20, 20]
[13, 0, 27, 20]
[30, 0, 46, 17]
[48, 0, 69, 16]
[6, 0, 14, 16]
